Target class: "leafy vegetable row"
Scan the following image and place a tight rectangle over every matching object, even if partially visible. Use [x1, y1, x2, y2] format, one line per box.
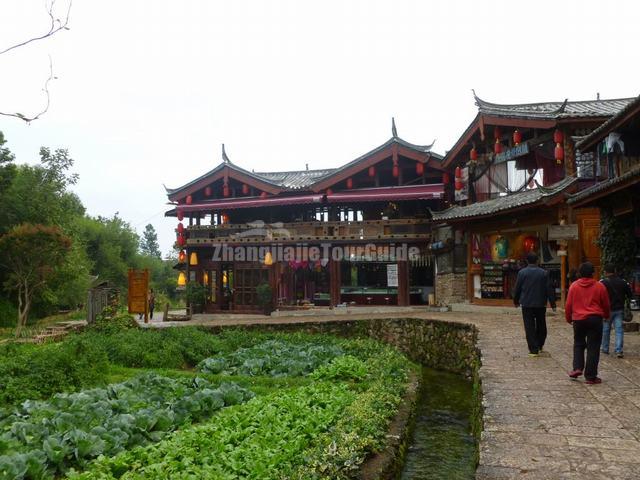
[68, 383, 356, 480]
[197, 339, 344, 377]
[0, 373, 253, 479]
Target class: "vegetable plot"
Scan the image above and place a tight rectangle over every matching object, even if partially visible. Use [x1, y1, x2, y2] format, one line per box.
[197, 339, 344, 377]
[0, 373, 253, 479]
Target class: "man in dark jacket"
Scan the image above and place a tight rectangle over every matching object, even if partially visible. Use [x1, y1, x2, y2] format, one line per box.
[601, 264, 632, 358]
[513, 252, 557, 356]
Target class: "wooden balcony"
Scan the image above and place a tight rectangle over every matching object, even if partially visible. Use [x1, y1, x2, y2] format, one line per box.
[185, 219, 430, 246]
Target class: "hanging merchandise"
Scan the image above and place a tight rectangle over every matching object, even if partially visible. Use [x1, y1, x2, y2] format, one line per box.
[522, 235, 538, 253]
[493, 235, 509, 260]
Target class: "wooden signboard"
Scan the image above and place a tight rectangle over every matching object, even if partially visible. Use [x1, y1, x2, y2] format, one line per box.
[548, 224, 579, 241]
[128, 269, 149, 322]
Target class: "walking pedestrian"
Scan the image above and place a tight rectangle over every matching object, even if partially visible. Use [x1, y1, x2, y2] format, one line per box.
[565, 262, 610, 384]
[600, 264, 632, 358]
[513, 252, 557, 357]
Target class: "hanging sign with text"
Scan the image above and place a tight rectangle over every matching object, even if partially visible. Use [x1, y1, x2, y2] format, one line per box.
[548, 224, 579, 241]
[495, 142, 530, 164]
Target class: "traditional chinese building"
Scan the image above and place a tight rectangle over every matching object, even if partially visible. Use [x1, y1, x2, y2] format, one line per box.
[432, 93, 635, 306]
[569, 94, 640, 296]
[165, 122, 446, 313]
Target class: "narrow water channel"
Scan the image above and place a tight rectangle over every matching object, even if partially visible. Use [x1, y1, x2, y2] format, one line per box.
[399, 368, 476, 480]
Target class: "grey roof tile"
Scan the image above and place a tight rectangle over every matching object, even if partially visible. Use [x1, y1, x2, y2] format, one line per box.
[253, 168, 336, 189]
[474, 93, 634, 120]
[576, 94, 640, 151]
[568, 166, 640, 205]
[431, 176, 577, 222]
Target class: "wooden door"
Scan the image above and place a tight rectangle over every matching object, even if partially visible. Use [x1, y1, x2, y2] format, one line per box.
[577, 209, 601, 278]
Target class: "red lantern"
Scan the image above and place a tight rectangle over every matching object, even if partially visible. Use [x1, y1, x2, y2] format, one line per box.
[204, 186, 212, 197]
[177, 234, 186, 247]
[416, 162, 424, 176]
[553, 129, 564, 144]
[326, 188, 333, 196]
[260, 191, 268, 199]
[494, 126, 501, 140]
[368, 166, 376, 177]
[442, 172, 450, 184]
[242, 183, 249, 195]
[221, 213, 229, 224]
[178, 250, 186, 263]
[470, 147, 478, 161]
[555, 143, 564, 164]
[494, 139, 503, 155]
[223, 183, 229, 197]
[454, 166, 463, 191]
[392, 164, 399, 178]
[523, 236, 538, 253]
[346, 177, 353, 189]
[513, 129, 522, 145]
[185, 195, 192, 205]
[177, 223, 184, 234]
[177, 209, 184, 221]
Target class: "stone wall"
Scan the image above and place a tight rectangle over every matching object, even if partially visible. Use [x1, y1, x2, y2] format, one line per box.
[435, 272, 467, 306]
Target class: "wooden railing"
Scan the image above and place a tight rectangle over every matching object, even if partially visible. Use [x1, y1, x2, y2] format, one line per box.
[185, 219, 430, 245]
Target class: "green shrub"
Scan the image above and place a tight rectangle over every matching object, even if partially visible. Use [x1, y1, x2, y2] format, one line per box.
[78, 327, 222, 369]
[0, 298, 17, 328]
[0, 338, 110, 407]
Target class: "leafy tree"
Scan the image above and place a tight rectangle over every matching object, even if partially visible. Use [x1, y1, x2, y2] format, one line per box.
[0, 224, 72, 336]
[76, 214, 141, 290]
[140, 224, 161, 258]
[0, 147, 83, 234]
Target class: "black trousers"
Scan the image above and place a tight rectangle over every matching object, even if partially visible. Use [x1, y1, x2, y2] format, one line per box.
[573, 317, 603, 380]
[522, 307, 547, 354]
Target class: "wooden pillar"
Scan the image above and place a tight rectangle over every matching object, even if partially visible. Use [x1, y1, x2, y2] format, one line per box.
[329, 254, 341, 307]
[397, 260, 410, 306]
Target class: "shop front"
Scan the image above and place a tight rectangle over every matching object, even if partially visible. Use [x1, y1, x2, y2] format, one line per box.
[431, 176, 577, 306]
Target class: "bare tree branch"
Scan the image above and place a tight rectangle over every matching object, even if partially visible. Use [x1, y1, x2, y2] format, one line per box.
[0, 0, 72, 56]
[0, 55, 54, 123]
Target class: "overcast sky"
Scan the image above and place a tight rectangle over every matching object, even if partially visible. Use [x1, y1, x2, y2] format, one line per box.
[1, 0, 638, 254]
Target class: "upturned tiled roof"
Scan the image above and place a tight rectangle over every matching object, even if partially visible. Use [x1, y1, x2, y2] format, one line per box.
[473, 92, 634, 121]
[568, 166, 640, 205]
[253, 168, 336, 189]
[576, 94, 640, 152]
[431, 176, 577, 222]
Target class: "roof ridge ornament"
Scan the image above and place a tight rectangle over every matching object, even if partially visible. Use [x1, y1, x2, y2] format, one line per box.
[554, 99, 569, 115]
[222, 143, 230, 163]
[392, 117, 398, 138]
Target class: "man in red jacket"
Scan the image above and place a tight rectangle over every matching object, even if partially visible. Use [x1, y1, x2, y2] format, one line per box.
[565, 262, 611, 384]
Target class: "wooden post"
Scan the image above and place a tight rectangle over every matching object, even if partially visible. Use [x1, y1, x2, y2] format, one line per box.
[329, 254, 341, 307]
[163, 303, 169, 322]
[397, 261, 410, 306]
[560, 254, 567, 307]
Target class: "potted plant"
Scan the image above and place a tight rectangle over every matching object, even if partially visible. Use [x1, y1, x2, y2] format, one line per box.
[256, 282, 273, 315]
[186, 282, 207, 314]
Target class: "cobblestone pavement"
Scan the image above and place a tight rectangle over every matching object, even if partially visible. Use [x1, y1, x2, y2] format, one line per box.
[143, 308, 640, 479]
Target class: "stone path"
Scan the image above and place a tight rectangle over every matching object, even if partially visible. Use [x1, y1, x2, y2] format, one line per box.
[470, 312, 640, 480]
[140, 308, 640, 479]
